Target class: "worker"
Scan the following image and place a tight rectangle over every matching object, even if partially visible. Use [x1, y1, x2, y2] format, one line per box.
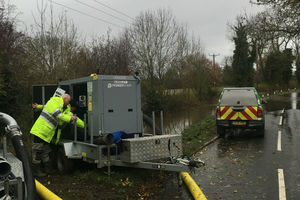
[32, 99, 84, 144]
[31, 94, 84, 177]
[55, 100, 80, 144]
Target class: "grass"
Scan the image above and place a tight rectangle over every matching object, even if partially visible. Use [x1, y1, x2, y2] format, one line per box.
[39, 165, 168, 200]
[71, 166, 167, 200]
[181, 115, 217, 155]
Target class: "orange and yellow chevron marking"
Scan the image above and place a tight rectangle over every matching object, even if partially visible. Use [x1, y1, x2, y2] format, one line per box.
[220, 106, 258, 120]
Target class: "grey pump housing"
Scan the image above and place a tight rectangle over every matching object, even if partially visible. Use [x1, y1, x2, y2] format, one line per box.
[59, 75, 142, 136]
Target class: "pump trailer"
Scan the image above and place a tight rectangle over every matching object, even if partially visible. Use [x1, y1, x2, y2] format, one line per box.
[32, 75, 203, 174]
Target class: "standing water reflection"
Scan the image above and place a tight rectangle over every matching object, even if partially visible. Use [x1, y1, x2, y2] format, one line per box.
[163, 103, 215, 135]
[291, 92, 297, 110]
[264, 92, 300, 112]
[146, 92, 300, 135]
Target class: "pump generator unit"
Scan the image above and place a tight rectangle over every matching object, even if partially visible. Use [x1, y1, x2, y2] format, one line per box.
[32, 75, 203, 173]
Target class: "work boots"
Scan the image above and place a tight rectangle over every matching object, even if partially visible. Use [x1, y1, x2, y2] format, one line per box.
[43, 162, 56, 175]
[32, 161, 56, 177]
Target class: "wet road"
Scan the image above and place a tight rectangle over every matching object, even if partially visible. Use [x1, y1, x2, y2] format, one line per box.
[191, 92, 300, 200]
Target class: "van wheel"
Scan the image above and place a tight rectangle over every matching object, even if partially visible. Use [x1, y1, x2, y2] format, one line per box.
[217, 126, 225, 138]
[257, 127, 265, 137]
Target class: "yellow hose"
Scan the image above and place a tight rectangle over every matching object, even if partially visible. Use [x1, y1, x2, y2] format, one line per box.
[35, 179, 63, 200]
[180, 172, 207, 200]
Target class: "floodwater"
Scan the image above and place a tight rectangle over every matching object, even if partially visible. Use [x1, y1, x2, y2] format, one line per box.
[161, 92, 300, 135]
[264, 92, 300, 112]
[162, 103, 216, 135]
[151, 102, 216, 199]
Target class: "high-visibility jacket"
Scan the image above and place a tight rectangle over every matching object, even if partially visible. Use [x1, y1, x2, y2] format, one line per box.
[33, 102, 84, 144]
[55, 105, 84, 144]
[31, 97, 71, 143]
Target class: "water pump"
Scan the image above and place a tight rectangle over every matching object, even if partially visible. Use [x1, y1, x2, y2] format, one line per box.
[0, 112, 36, 200]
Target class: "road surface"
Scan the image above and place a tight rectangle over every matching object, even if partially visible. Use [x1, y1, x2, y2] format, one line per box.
[191, 92, 300, 199]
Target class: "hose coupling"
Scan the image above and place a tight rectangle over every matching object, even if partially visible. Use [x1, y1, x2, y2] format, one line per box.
[5, 124, 22, 137]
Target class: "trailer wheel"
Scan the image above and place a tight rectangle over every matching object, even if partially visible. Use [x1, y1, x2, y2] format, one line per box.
[56, 148, 74, 174]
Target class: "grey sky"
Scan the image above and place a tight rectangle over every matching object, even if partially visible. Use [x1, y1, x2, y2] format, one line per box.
[11, 0, 264, 64]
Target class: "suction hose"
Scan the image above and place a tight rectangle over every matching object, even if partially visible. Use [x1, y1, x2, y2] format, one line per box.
[0, 157, 11, 177]
[0, 112, 36, 200]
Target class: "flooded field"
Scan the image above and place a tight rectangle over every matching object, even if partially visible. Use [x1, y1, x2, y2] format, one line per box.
[143, 101, 216, 135]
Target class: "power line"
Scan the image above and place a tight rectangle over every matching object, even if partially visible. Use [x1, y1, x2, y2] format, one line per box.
[49, 0, 123, 28]
[93, 0, 134, 20]
[74, 0, 131, 24]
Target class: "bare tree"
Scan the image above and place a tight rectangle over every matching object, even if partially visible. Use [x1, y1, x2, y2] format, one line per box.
[27, 0, 80, 83]
[252, 0, 300, 38]
[127, 9, 189, 82]
[126, 9, 194, 111]
[88, 31, 132, 75]
[240, 8, 299, 87]
[252, 0, 300, 8]
[181, 52, 216, 100]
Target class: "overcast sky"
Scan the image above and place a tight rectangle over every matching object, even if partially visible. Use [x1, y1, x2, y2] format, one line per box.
[11, 0, 265, 65]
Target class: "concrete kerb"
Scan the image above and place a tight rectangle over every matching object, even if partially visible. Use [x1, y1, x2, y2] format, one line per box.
[190, 136, 220, 157]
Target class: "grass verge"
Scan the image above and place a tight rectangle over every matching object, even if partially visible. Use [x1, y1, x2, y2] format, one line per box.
[182, 115, 217, 155]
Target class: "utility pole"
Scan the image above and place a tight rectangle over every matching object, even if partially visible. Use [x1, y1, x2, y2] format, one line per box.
[209, 53, 220, 86]
[209, 53, 220, 69]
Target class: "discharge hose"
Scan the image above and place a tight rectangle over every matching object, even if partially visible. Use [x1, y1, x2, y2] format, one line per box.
[0, 112, 36, 200]
[143, 113, 162, 135]
[35, 179, 62, 200]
